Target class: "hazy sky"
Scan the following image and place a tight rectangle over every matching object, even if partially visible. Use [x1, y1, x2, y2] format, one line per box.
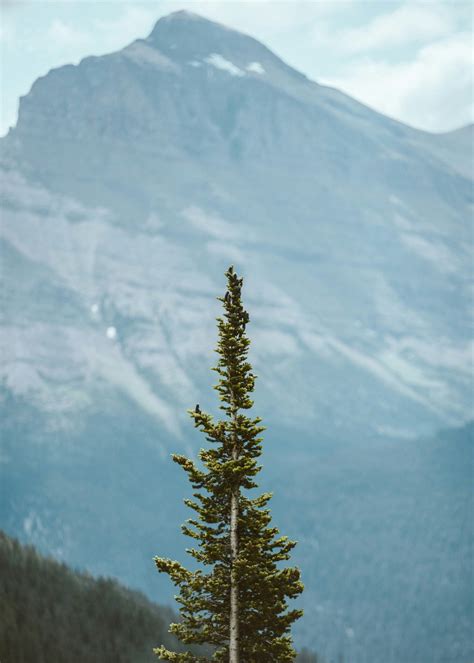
[1, 0, 472, 136]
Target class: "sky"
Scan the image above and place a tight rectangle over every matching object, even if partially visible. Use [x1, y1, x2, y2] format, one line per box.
[0, 0, 472, 136]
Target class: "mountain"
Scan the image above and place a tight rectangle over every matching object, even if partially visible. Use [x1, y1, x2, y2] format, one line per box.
[2, 10, 472, 440]
[0, 10, 472, 663]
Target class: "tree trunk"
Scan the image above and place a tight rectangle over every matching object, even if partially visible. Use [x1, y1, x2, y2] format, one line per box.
[229, 394, 239, 663]
[229, 483, 239, 663]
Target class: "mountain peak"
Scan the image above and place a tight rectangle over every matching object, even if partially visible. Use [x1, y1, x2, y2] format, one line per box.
[147, 9, 233, 44]
[145, 10, 301, 82]
[147, 10, 271, 60]
[161, 10, 208, 22]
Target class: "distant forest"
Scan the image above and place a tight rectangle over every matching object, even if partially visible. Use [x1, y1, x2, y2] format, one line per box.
[0, 531, 321, 662]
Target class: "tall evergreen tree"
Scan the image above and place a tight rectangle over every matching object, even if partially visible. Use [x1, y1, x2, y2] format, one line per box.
[154, 266, 303, 663]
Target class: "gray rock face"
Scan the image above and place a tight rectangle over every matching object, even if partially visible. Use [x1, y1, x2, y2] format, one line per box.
[1, 11, 472, 663]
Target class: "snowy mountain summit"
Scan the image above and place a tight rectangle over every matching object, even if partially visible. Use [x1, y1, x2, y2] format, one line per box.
[143, 10, 300, 82]
[1, 11, 472, 663]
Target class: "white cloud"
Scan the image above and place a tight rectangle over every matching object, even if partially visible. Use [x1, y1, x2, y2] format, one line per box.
[0, 102, 17, 137]
[324, 31, 473, 131]
[47, 18, 91, 49]
[331, 3, 455, 54]
[42, 7, 160, 67]
[0, 19, 15, 45]
[94, 6, 158, 49]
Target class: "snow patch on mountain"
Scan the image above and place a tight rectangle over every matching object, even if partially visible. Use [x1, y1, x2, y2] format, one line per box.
[388, 336, 473, 375]
[400, 233, 458, 273]
[326, 337, 441, 414]
[379, 350, 446, 392]
[187, 58, 264, 76]
[6, 321, 181, 435]
[204, 53, 244, 77]
[246, 61, 265, 74]
[91, 335, 181, 436]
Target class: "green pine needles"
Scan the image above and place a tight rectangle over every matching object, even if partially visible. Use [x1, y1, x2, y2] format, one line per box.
[154, 266, 304, 663]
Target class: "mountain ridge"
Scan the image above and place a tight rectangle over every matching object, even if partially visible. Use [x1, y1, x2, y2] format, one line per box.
[7, 11, 463, 150]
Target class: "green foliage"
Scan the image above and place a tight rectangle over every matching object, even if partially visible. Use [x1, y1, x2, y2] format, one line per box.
[0, 530, 206, 663]
[155, 267, 304, 662]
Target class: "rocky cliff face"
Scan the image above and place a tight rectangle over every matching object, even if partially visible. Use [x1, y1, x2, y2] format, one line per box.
[1, 11, 472, 663]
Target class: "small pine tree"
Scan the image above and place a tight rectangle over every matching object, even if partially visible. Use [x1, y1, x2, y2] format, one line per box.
[154, 266, 304, 662]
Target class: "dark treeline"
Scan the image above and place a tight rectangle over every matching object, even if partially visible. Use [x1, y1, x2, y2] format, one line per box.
[0, 530, 208, 663]
[0, 531, 322, 662]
